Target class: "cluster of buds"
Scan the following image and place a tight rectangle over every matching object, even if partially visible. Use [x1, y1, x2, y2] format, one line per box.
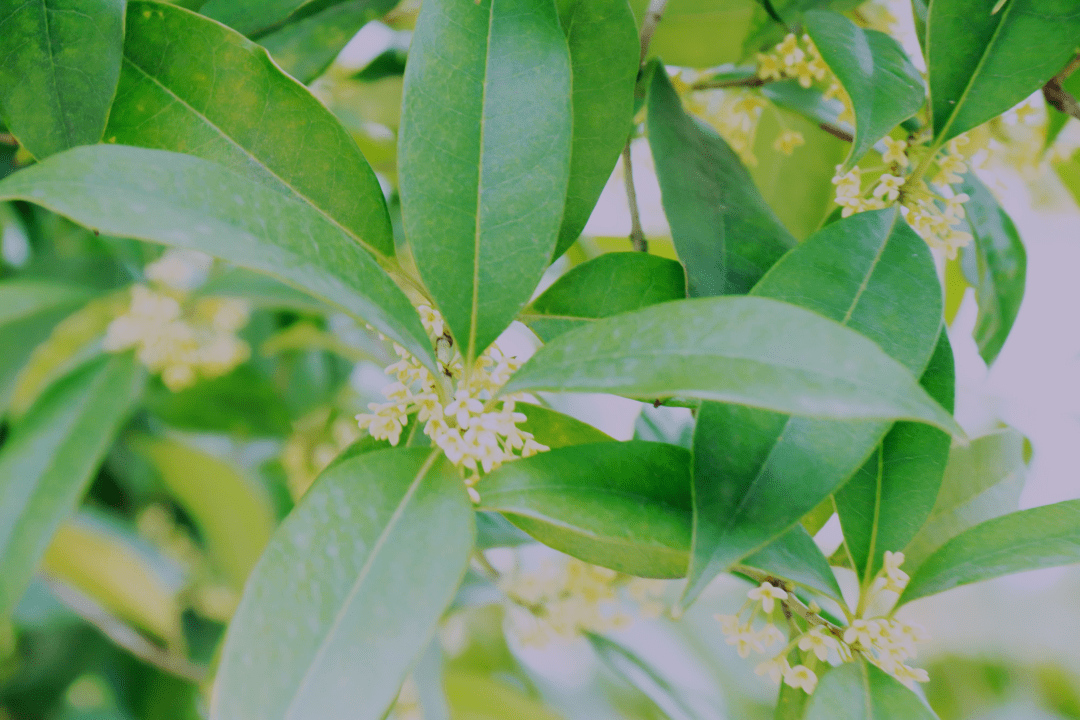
[355, 305, 548, 502]
[832, 135, 975, 259]
[103, 250, 251, 390]
[757, 34, 828, 90]
[281, 407, 363, 500]
[498, 556, 667, 647]
[715, 552, 930, 695]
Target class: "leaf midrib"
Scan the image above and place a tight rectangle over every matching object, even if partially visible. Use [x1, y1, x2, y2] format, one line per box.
[467, 0, 496, 367]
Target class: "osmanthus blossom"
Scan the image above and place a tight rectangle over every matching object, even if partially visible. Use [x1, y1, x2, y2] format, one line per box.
[715, 553, 931, 695]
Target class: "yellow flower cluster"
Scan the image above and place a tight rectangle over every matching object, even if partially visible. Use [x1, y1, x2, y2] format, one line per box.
[686, 89, 770, 167]
[356, 305, 548, 502]
[715, 553, 930, 695]
[499, 556, 667, 647]
[103, 251, 251, 391]
[756, 34, 828, 90]
[281, 407, 362, 500]
[832, 136, 975, 259]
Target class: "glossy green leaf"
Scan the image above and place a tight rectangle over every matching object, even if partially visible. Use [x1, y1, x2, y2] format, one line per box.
[0, 145, 436, 368]
[260, 0, 400, 84]
[516, 403, 615, 449]
[478, 440, 846, 600]
[521, 253, 687, 341]
[200, 0, 345, 37]
[0, 353, 143, 620]
[505, 247, 956, 436]
[212, 449, 475, 720]
[903, 429, 1026, 571]
[134, 437, 276, 588]
[647, 65, 796, 296]
[957, 173, 1027, 366]
[107, 1, 394, 258]
[901, 499, 1080, 604]
[143, 366, 293, 437]
[399, 0, 572, 365]
[0, 0, 124, 159]
[198, 268, 330, 314]
[634, 405, 695, 450]
[553, 0, 639, 256]
[774, 681, 810, 720]
[0, 280, 94, 327]
[586, 634, 702, 720]
[927, 0, 1080, 144]
[803, 660, 938, 720]
[804, 10, 925, 172]
[684, 208, 945, 607]
[477, 441, 693, 578]
[835, 332, 954, 586]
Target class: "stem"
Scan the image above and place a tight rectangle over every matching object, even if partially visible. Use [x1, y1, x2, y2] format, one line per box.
[734, 566, 847, 639]
[690, 77, 768, 91]
[41, 576, 207, 683]
[819, 122, 854, 143]
[622, 143, 648, 253]
[1043, 52, 1080, 123]
[638, 0, 669, 64]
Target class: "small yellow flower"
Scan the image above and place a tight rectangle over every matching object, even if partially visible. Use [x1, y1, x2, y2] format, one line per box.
[934, 154, 968, 186]
[773, 130, 805, 155]
[747, 581, 788, 613]
[757, 53, 783, 81]
[843, 618, 882, 647]
[874, 174, 904, 202]
[783, 664, 818, 694]
[727, 630, 766, 658]
[881, 137, 909, 167]
[755, 656, 790, 684]
[756, 623, 786, 648]
[797, 626, 837, 661]
[714, 614, 742, 635]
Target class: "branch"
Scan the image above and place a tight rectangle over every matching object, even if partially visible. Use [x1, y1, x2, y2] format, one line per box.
[638, 0, 669, 64]
[690, 76, 767, 91]
[0, 133, 16, 146]
[41, 576, 207, 683]
[621, 144, 648, 253]
[819, 122, 854, 143]
[1043, 52, 1080, 123]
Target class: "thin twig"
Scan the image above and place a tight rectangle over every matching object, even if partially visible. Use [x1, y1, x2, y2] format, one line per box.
[622, 144, 648, 253]
[1044, 52, 1080, 123]
[819, 122, 854, 143]
[690, 76, 767, 91]
[41, 576, 207, 683]
[638, 0, 669, 64]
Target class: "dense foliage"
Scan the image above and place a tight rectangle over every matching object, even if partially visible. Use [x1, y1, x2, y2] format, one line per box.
[1, 0, 1079, 718]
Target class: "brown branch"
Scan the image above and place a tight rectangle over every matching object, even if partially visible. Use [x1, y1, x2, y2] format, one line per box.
[621, 144, 648, 253]
[0, 133, 16, 146]
[41, 576, 207, 683]
[638, 0, 669, 64]
[690, 76, 767, 91]
[1044, 53, 1080, 123]
[819, 122, 854, 143]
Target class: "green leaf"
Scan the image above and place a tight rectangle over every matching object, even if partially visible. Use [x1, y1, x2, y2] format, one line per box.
[444, 671, 563, 720]
[476, 441, 693, 579]
[0, 353, 144, 620]
[0, 304, 79, 417]
[903, 429, 1026, 572]
[0, 145, 436, 369]
[143, 366, 293, 437]
[211, 449, 475, 720]
[647, 65, 796, 296]
[0, 0, 125, 159]
[634, 405, 694, 450]
[900, 499, 1080, 605]
[521, 253, 687, 341]
[927, 0, 1080, 144]
[134, 437, 276, 588]
[835, 332, 954, 586]
[1057, 148, 1080, 208]
[774, 681, 810, 720]
[515, 403, 615, 449]
[957, 173, 1026, 366]
[107, 1, 394, 259]
[198, 268, 331, 314]
[399, 0, 572, 365]
[505, 234, 956, 435]
[259, 0, 399, 84]
[803, 660, 938, 720]
[739, 524, 844, 601]
[804, 10, 925, 172]
[199, 0, 346, 37]
[628, 0, 759, 68]
[683, 208, 945, 608]
[0, 280, 95, 327]
[553, 0, 639, 256]
[586, 633, 703, 720]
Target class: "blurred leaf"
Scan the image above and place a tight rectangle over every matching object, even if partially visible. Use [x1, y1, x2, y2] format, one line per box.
[628, 0, 758, 68]
[475, 512, 534, 549]
[212, 449, 474, 720]
[143, 366, 293, 437]
[0, 0, 124, 159]
[261, 0, 400, 83]
[7, 291, 127, 417]
[516, 404, 615, 449]
[522, 253, 687, 341]
[350, 48, 409, 82]
[107, 1, 394, 259]
[775, 681, 810, 720]
[200, 0, 350, 37]
[444, 670, 562, 720]
[1057, 149, 1080, 208]
[587, 633, 702, 720]
[260, 322, 378, 363]
[41, 515, 184, 646]
[903, 429, 1026, 571]
[683, 209, 944, 607]
[739, 525, 844, 602]
[802, 659, 938, 719]
[0, 280, 95, 326]
[634, 405, 695, 450]
[927, 0, 1080, 144]
[835, 332, 954, 586]
[957, 173, 1027, 366]
[804, 10, 924, 172]
[800, 499, 834, 536]
[134, 437, 275, 589]
[901, 499, 1080, 604]
[505, 295, 957, 434]
[553, 0, 639, 256]
[0, 145, 436, 369]
[399, 0, 572, 365]
[0, 354, 143, 620]
[647, 65, 796, 297]
[477, 441, 693, 578]
[198, 269, 330, 314]
[760, 81, 850, 134]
